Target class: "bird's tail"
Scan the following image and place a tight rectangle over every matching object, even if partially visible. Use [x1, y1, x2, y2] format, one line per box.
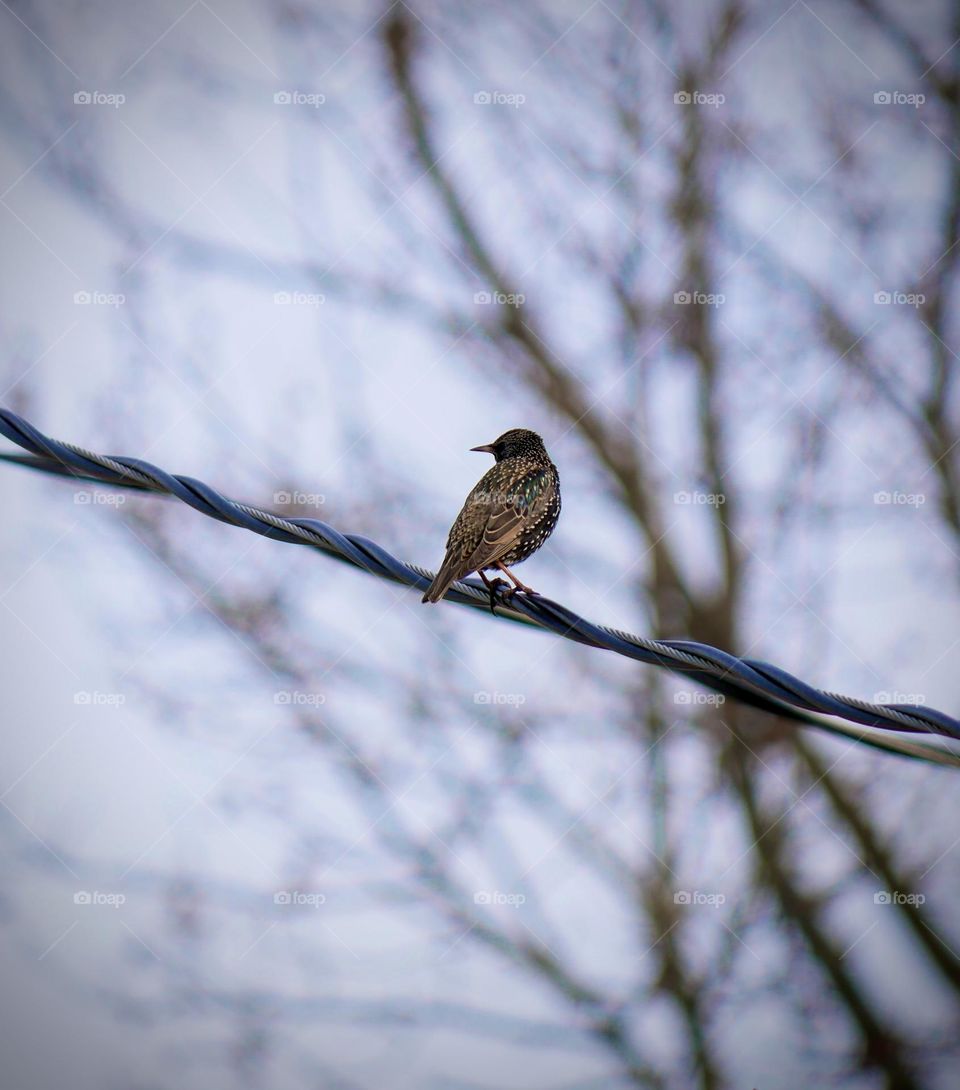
[421, 554, 464, 603]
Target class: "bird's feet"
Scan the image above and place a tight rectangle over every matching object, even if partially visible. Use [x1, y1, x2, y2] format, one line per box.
[496, 582, 542, 609]
[511, 583, 540, 598]
[485, 576, 510, 613]
[480, 571, 540, 612]
[493, 563, 541, 600]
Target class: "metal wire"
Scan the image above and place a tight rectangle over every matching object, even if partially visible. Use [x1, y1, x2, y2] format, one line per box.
[2, 407, 958, 767]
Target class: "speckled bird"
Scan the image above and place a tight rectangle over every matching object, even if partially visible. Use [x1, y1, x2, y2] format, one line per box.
[421, 429, 561, 605]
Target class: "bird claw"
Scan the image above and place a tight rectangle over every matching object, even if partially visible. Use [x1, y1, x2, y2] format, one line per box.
[482, 574, 540, 613]
[486, 576, 510, 613]
[493, 581, 542, 610]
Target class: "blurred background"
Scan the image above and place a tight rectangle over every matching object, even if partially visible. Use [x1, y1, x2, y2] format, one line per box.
[1, 0, 959, 1087]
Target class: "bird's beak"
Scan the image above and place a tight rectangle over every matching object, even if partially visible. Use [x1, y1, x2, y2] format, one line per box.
[470, 443, 495, 454]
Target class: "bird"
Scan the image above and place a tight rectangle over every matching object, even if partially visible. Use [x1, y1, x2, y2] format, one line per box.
[421, 428, 561, 606]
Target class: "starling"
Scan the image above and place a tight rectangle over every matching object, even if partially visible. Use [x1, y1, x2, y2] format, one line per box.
[421, 428, 561, 605]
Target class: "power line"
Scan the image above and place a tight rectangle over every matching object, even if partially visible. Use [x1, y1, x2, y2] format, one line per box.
[1, 407, 957, 767]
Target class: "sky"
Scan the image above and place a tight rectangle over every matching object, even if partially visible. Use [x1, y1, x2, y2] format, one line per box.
[1, 1, 959, 1088]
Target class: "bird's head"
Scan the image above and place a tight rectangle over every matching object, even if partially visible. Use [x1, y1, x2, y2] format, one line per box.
[470, 429, 550, 463]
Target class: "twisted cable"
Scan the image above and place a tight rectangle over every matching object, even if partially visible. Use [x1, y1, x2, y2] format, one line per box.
[1, 408, 957, 767]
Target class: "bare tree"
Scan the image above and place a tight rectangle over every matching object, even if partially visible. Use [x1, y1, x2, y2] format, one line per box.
[0, 2, 958, 1089]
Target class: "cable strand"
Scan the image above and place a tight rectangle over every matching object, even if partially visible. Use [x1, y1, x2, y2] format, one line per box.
[1, 408, 957, 767]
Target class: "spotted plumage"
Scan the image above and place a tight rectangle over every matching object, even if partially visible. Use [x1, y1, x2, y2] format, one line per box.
[421, 429, 561, 605]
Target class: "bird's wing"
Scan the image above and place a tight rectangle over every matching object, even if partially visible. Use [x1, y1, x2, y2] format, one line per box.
[462, 467, 553, 572]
